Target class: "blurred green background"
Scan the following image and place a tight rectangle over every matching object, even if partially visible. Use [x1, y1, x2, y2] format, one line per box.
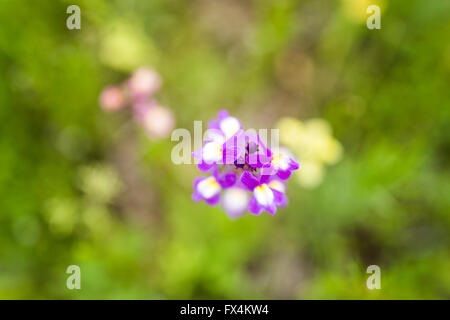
[0, 0, 449, 299]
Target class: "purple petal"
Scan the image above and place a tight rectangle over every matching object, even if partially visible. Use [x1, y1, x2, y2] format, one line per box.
[256, 134, 272, 157]
[260, 175, 271, 184]
[256, 134, 268, 148]
[246, 152, 271, 168]
[197, 162, 215, 172]
[240, 171, 259, 191]
[212, 167, 237, 188]
[288, 158, 300, 171]
[208, 119, 220, 130]
[217, 110, 230, 120]
[265, 203, 277, 215]
[217, 172, 237, 188]
[272, 189, 285, 205]
[260, 164, 277, 176]
[243, 131, 258, 145]
[248, 195, 263, 215]
[277, 169, 291, 180]
[222, 132, 246, 165]
[192, 177, 206, 202]
[278, 194, 288, 207]
[205, 193, 220, 205]
[222, 144, 238, 165]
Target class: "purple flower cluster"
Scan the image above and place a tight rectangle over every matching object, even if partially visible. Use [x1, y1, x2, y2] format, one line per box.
[192, 110, 300, 218]
[99, 67, 175, 139]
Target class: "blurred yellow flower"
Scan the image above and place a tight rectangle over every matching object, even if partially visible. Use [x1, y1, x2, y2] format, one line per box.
[82, 205, 113, 236]
[276, 117, 343, 188]
[341, 0, 386, 24]
[99, 20, 159, 72]
[44, 198, 79, 235]
[78, 164, 122, 204]
[296, 160, 324, 189]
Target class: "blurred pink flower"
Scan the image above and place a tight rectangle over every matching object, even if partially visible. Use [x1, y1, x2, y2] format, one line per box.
[132, 100, 158, 119]
[100, 67, 175, 141]
[139, 104, 175, 139]
[128, 67, 161, 101]
[99, 85, 126, 111]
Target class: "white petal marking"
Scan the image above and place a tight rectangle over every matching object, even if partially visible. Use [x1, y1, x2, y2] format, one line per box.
[254, 184, 274, 206]
[197, 176, 221, 199]
[271, 153, 290, 170]
[220, 117, 240, 139]
[204, 130, 226, 145]
[202, 142, 223, 163]
[268, 180, 285, 193]
[222, 187, 249, 215]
